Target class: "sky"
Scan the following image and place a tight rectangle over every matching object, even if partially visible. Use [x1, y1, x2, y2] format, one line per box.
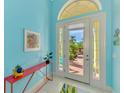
[69, 29, 84, 42]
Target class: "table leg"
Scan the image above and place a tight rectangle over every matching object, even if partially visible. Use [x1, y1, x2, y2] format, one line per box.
[46, 62, 53, 81]
[11, 84, 13, 93]
[22, 72, 35, 93]
[51, 62, 53, 81]
[46, 65, 47, 79]
[4, 80, 6, 93]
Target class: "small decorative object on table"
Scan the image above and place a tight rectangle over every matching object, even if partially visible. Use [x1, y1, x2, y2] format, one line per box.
[44, 52, 53, 64]
[13, 65, 24, 78]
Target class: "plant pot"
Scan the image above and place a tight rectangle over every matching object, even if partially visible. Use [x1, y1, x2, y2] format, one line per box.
[46, 60, 50, 64]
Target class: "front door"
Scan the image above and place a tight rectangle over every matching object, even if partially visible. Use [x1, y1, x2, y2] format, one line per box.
[64, 20, 90, 83]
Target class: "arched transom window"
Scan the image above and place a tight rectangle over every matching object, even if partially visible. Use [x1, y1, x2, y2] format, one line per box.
[58, 0, 102, 20]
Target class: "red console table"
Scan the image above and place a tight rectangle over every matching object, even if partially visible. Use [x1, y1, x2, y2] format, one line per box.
[4, 61, 53, 93]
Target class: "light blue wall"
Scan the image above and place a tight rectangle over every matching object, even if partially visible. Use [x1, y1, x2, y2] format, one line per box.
[50, 0, 112, 87]
[4, 0, 51, 92]
[112, 0, 120, 93]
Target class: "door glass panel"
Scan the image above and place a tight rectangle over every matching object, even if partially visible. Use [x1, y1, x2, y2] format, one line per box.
[58, 28, 64, 71]
[92, 20, 100, 80]
[69, 29, 84, 76]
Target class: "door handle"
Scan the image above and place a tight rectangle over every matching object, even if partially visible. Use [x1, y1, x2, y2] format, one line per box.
[86, 55, 89, 61]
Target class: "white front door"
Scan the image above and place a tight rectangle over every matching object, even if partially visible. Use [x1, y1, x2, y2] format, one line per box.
[63, 19, 90, 83]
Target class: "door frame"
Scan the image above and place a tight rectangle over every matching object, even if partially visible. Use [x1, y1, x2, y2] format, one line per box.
[56, 12, 107, 90]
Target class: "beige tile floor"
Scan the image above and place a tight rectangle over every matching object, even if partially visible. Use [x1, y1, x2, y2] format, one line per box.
[29, 76, 112, 93]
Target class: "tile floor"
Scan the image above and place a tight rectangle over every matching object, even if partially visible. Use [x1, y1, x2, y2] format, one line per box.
[31, 76, 112, 93]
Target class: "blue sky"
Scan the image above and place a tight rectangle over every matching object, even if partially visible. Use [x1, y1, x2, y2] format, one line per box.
[69, 29, 84, 42]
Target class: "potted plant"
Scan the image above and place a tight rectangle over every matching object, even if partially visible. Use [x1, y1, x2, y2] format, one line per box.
[44, 52, 53, 64]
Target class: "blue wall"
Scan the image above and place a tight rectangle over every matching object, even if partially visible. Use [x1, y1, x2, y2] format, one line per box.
[112, 0, 120, 92]
[4, 0, 51, 92]
[50, 0, 112, 87]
